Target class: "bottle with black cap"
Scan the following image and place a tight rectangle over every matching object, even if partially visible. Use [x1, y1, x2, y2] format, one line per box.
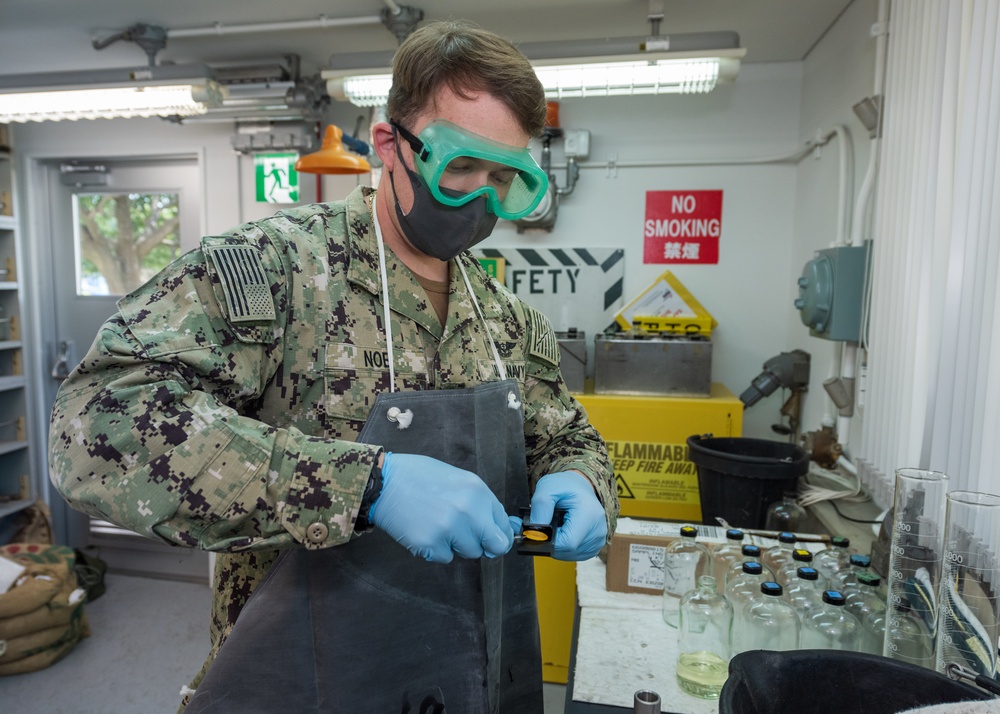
[742, 581, 800, 651]
[800, 589, 861, 650]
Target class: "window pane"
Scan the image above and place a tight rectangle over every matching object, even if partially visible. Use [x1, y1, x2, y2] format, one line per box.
[74, 192, 181, 296]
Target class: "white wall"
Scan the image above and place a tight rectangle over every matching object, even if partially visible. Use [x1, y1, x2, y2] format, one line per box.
[12, 34, 880, 445]
[488, 61, 804, 439]
[791, 0, 879, 454]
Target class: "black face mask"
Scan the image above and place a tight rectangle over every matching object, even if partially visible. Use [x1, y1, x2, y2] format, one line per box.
[389, 129, 499, 261]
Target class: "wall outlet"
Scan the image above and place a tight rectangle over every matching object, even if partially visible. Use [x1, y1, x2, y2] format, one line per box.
[563, 129, 591, 159]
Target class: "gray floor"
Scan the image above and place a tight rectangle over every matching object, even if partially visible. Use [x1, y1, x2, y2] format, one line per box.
[1, 573, 567, 713]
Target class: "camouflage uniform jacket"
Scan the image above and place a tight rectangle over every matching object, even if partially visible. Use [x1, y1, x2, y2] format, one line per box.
[49, 185, 618, 667]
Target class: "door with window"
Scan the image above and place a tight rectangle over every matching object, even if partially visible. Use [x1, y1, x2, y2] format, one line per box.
[46, 156, 209, 581]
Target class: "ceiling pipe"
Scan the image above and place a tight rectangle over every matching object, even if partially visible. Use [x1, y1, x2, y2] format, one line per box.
[517, 31, 741, 61]
[327, 30, 742, 70]
[166, 14, 383, 40]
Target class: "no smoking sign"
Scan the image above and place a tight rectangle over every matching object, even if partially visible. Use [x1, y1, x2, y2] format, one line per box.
[643, 190, 723, 264]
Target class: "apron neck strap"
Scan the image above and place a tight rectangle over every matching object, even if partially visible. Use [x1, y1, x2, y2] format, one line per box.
[457, 260, 508, 381]
[371, 198, 397, 392]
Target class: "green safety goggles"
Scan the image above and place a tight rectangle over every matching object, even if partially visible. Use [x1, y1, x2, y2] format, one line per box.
[391, 119, 549, 221]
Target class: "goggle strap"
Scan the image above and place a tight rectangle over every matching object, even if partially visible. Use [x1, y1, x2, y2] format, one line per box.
[389, 120, 430, 162]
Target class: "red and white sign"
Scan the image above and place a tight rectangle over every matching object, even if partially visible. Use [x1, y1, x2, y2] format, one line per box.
[643, 190, 723, 264]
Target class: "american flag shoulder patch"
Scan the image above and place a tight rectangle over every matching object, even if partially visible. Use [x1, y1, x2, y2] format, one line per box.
[205, 244, 276, 323]
[525, 305, 560, 367]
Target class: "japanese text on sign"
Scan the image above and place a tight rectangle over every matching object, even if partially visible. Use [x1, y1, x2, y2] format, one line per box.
[643, 190, 723, 264]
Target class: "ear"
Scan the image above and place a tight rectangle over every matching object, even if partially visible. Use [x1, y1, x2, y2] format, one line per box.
[371, 121, 397, 171]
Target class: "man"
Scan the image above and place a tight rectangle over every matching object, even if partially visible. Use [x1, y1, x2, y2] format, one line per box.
[49, 20, 617, 713]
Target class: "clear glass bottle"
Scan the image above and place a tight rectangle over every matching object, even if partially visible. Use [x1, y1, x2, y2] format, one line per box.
[884, 601, 935, 666]
[832, 553, 872, 592]
[711, 528, 745, 588]
[726, 562, 766, 655]
[760, 532, 798, 574]
[662, 525, 711, 628]
[725, 544, 774, 587]
[742, 581, 800, 651]
[800, 590, 861, 651]
[676, 575, 733, 700]
[812, 535, 852, 583]
[862, 606, 887, 656]
[783, 566, 825, 620]
[844, 572, 885, 626]
[764, 491, 807, 531]
[776, 548, 814, 587]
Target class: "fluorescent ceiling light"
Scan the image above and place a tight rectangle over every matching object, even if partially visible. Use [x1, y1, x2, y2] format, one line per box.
[0, 64, 225, 122]
[324, 46, 745, 108]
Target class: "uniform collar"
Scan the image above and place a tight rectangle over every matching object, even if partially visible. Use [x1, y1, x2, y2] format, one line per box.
[345, 186, 502, 340]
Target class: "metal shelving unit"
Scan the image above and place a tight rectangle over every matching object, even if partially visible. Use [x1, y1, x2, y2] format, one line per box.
[0, 131, 35, 538]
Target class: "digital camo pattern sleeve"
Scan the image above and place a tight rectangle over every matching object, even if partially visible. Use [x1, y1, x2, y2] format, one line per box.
[48, 227, 380, 552]
[518, 302, 619, 538]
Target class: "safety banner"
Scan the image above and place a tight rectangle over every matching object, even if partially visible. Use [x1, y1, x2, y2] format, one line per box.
[472, 247, 624, 331]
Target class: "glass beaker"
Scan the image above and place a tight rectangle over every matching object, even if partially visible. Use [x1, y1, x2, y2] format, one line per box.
[883, 468, 949, 669]
[935, 490, 1000, 680]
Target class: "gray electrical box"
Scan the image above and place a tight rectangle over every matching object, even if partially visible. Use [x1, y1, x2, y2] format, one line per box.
[795, 244, 869, 341]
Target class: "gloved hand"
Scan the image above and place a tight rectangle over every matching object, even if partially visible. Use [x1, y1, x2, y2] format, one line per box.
[369, 452, 514, 563]
[528, 471, 608, 561]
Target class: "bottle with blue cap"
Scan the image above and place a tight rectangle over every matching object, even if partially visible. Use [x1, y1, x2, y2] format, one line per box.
[783, 566, 825, 620]
[711, 528, 745, 588]
[742, 582, 800, 651]
[727, 562, 767, 654]
[761, 532, 798, 574]
[724, 544, 774, 588]
[832, 553, 872, 592]
[777, 548, 815, 587]
[800, 590, 861, 650]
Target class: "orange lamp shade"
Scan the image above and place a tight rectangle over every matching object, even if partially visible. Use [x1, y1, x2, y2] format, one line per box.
[295, 125, 371, 175]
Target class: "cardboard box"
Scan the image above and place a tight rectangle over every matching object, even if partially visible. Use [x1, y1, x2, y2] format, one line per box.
[605, 520, 726, 595]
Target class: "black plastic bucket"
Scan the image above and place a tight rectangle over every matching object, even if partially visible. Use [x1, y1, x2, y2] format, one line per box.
[720, 650, 994, 714]
[687, 434, 809, 530]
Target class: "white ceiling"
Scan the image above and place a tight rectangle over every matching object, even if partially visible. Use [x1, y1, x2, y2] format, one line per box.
[0, 0, 855, 78]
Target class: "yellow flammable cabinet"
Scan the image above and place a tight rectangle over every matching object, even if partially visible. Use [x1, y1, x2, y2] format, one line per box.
[534, 383, 743, 683]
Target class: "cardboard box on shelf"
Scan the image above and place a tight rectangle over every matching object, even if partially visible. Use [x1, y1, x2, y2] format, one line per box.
[605, 519, 726, 595]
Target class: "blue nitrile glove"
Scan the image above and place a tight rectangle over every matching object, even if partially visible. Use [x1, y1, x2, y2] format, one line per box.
[369, 452, 515, 563]
[529, 471, 608, 561]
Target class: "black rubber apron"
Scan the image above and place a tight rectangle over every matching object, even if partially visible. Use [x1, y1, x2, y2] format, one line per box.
[187, 208, 542, 713]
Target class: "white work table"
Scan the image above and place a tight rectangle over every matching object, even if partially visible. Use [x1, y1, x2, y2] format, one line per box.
[566, 556, 718, 714]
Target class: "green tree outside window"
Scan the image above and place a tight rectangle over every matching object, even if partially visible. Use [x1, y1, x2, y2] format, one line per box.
[75, 192, 181, 296]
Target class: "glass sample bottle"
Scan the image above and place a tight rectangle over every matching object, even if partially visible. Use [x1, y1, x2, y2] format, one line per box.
[662, 525, 711, 628]
[711, 528, 745, 588]
[862, 606, 887, 656]
[764, 491, 807, 531]
[784, 566, 825, 620]
[761, 532, 798, 574]
[777, 548, 815, 587]
[800, 590, 861, 651]
[832, 553, 872, 592]
[726, 562, 766, 655]
[725, 544, 774, 587]
[742, 582, 800, 651]
[676, 575, 733, 700]
[813, 535, 852, 583]
[844, 572, 885, 626]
